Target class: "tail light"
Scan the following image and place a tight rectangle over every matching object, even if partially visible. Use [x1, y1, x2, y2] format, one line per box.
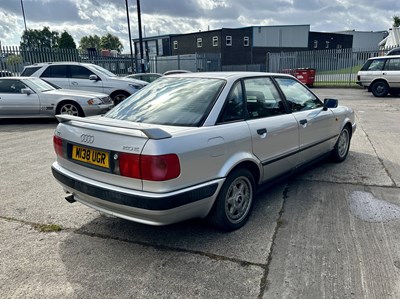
[53, 135, 64, 157]
[117, 153, 180, 181]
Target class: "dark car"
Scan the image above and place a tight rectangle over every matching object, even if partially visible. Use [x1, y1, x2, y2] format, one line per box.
[386, 47, 400, 56]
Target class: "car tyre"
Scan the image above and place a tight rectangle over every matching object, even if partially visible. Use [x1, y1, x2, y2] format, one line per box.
[371, 81, 389, 97]
[331, 126, 351, 163]
[111, 91, 130, 105]
[208, 169, 255, 231]
[57, 101, 83, 117]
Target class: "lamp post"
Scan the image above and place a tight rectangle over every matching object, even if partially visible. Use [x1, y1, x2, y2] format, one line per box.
[136, 0, 145, 73]
[125, 0, 135, 73]
[20, 0, 28, 33]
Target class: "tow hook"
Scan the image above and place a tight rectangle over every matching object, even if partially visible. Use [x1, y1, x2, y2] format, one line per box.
[65, 194, 76, 203]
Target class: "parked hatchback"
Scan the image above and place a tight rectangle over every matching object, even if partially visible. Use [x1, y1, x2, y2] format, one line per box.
[21, 62, 148, 104]
[52, 72, 356, 231]
[357, 55, 400, 97]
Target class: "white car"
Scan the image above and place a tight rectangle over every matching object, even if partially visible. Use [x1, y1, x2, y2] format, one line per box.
[356, 55, 400, 97]
[0, 77, 113, 118]
[52, 72, 356, 231]
[21, 62, 148, 104]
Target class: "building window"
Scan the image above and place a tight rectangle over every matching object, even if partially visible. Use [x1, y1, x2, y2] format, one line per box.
[243, 36, 249, 46]
[173, 41, 178, 50]
[313, 40, 318, 49]
[325, 41, 330, 48]
[213, 36, 218, 47]
[226, 36, 232, 46]
[197, 38, 202, 48]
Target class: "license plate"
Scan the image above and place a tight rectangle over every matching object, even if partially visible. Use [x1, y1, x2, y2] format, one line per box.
[72, 145, 109, 168]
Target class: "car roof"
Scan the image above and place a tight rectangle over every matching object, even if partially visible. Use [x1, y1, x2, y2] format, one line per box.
[25, 62, 95, 67]
[369, 54, 400, 60]
[162, 71, 292, 80]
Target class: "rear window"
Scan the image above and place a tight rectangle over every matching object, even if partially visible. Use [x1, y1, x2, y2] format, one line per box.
[360, 59, 385, 71]
[41, 65, 68, 78]
[105, 77, 225, 126]
[21, 66, 41, 76]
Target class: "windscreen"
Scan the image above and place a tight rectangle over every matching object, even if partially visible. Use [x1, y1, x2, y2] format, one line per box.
[105, 77, 225, 126]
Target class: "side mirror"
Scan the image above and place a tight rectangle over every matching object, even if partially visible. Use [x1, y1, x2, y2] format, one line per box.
[323, 98, 338, 110]
[89, 74, 99, 81]
[21, 88, 33, 95]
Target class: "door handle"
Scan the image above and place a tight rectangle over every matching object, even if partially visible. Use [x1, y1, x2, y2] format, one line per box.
[71, 81, 78, 85]
[257, 128, 267, 135]
[299, 119, 307, 125]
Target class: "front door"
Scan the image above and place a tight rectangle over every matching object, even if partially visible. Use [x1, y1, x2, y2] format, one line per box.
[0, 79, 40, 116]
[274, 77, 337, 164]
[243, 77, 300, 182]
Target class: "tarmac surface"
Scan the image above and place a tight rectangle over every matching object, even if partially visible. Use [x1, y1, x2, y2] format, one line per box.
[1, 88, 399, 299]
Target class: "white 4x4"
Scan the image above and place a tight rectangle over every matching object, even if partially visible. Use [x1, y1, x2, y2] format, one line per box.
[357, 55, 400, 97]
[21, 62, 148, 104]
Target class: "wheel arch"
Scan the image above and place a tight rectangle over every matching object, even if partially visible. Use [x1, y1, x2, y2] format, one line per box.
[56, 99, 84, 116]
[225, 159, 261, 187]
[109, 90, 131, 104]
[368, 78, 389, 92]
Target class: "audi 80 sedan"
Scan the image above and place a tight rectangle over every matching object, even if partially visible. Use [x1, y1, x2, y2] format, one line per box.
[52, 72, 356, 231]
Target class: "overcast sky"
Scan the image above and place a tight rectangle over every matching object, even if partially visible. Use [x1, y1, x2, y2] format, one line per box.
[0, 0, 398, 52]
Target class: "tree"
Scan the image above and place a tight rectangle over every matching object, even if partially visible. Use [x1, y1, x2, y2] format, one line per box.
[100, 33, 123, 53]
[20, 26, 59, 49]
[393, 16, 400, 27]
[59, 31, 77, 49]
[79, 35, 101, 51]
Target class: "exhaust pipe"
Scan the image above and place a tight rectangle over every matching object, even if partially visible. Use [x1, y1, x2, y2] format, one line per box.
[65, 194, 76, 203]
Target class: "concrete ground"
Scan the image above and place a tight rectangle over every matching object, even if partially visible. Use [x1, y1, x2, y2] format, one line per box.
[0, 88, 399, 299]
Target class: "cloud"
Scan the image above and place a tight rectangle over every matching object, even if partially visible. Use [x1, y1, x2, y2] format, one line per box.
[0, 0, 398, 50]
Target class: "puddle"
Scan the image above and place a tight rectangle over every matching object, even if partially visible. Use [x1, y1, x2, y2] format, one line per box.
[348, 191, 400, 222]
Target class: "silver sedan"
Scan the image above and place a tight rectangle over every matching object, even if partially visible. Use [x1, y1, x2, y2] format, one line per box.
[51, 72, 356, 231]
[0, 77, 113, 118]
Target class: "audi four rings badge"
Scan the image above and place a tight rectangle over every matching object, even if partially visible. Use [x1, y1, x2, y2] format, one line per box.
[81, 134, 94, 144]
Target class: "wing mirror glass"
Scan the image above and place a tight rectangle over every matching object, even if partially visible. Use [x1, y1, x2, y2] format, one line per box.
[323, 98, 338, 110]
[89, 74, 99, 81]
[21, 88, 33, 95]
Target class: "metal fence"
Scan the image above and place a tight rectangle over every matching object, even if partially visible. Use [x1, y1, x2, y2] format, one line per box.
[148, 53, 221, 73]
[1, 45, 399, 86]
[0, 46, 135, 76]
[266, 47, 394, 87]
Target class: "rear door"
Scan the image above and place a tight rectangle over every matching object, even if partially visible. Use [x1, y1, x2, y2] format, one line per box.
[383, 57, 400, 88]
[40, 65, 70, 89]
[0, 79, 40, 116]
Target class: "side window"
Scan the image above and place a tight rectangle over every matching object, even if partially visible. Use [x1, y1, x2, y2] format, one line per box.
[21, 66, 41, 76]
[384, 58, 400, 71]
[70, 66, 94, 79]
[220, 82, 244, 123]
[41, 65, 67, 78]
[0, 79, 27, 93]
[275, 77, 323, 112]
[244, 77, 286, 119]
[366, 59, 385, 71]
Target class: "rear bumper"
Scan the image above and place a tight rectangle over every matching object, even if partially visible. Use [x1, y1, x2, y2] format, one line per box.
[51, 162, 223, 225]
